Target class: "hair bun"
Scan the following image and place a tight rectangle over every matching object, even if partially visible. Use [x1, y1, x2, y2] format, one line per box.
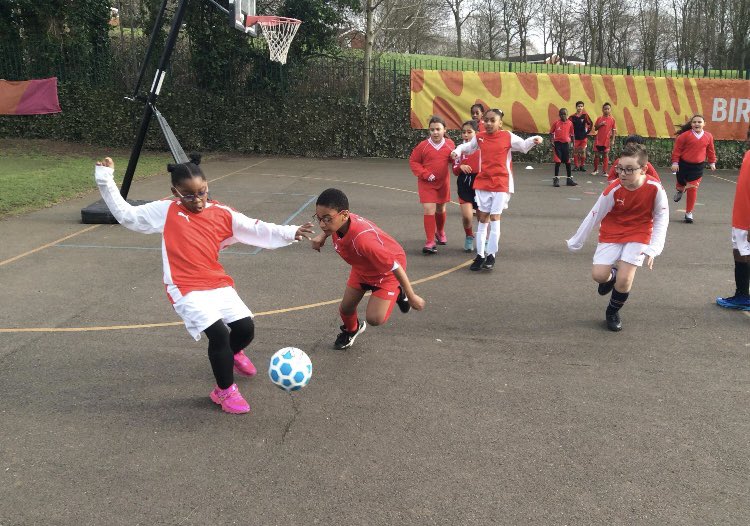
[188, 153, 202, 165]
[167, 163, 176, 173]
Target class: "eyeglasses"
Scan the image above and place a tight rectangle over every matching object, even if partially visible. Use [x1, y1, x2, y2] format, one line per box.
[614, 165, 641, 176]
[312, 210, 344, 225]
[173, 187, 208, 202]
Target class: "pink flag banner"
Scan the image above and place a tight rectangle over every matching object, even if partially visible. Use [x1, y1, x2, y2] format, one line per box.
[0, 77, 61, 115]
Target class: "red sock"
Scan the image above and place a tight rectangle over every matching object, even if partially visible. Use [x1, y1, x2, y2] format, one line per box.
[423, 214, 436, 244]
[685, 187, 697, 212]
[574, 154, 581, 167]
[339, 307, 358, 333]
[464, 227, 473, 237]
[603, 156, 609, 172]
[593, 156, 599, 171]
[435, 211, 447, 233]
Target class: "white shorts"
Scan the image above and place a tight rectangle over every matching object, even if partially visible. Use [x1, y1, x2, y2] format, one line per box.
[732, 227, 750, 256]
[593, 242, 648, 267]
[475, 190, 510, 214]
[172, 286, 253, 341]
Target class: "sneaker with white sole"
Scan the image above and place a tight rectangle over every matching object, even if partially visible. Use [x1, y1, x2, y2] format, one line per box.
[233, 350, 257, 377]
[334, 320, 367, 350]
[210, 384, 250, 414]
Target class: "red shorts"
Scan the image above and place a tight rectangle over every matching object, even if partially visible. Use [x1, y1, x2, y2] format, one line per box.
[346, 268, 401, 300]
[574, 139, 588, 149]
[418, 179, 451, 204]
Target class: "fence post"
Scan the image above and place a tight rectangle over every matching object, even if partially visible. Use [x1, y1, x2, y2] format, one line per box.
[392, 59, 396, 100]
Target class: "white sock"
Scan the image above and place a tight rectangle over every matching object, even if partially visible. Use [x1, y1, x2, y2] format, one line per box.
[487, 220, 501, 256]
[476, 222, 488, 257]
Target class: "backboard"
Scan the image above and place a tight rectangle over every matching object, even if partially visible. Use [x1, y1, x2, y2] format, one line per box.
[229, 0, 258, 34]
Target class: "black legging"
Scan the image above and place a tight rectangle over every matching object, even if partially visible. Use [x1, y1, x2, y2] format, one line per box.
[203, 317, 255, 389]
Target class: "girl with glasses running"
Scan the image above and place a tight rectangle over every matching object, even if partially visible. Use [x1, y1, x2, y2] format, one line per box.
[93, 154, 314, 414]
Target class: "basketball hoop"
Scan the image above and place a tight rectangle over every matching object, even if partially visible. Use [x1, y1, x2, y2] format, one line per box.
[246, 16, 301, 64]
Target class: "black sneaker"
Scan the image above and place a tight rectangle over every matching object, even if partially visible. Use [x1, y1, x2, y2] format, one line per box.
[605, 312, 622, 332]
[334, 320, 367, 350]
[481, 254, 495, 270]
[566, 177, 578, 186]
[684, 212, 694, 224]
[673, 190, 683, 202]
[553, 177, 560, 187]
[396, 287, 411, 313]
[469, 255, 485, 271]
[597, 269, 617, 295]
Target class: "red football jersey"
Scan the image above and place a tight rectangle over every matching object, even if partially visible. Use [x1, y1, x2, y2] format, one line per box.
[599, 180, 666, 244]
[331, 214, 407, 286]
[409, 138, 455, 182]
[550, 119, 574, 143]
[594, 115, 616, 147]
[671, 130, 717, 164]
[732, 150, 750, 230]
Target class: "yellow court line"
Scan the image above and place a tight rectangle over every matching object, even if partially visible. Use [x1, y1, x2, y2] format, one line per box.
[0, 160, 270, 269]
[0, 225, 101, 267]
[0, 259, 474, 333]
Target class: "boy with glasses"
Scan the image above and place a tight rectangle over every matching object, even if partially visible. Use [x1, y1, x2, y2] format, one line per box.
[309, 188, 425, 350]
[567, 143, 669, 331]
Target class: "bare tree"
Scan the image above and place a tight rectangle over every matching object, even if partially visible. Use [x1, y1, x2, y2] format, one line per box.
[444, 0, 475, 58]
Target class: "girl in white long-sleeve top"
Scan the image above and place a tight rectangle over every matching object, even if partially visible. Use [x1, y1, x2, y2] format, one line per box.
[94, 154, 314, 414]
[566, 143, 669, 332]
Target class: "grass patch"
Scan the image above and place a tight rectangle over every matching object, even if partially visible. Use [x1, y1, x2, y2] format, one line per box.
[0, 139, 171, 217]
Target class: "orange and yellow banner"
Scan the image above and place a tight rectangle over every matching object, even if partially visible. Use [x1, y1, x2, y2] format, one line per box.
[410, 70, 750, 140]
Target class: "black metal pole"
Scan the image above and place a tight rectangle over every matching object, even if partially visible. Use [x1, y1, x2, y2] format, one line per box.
[128, 0, 169, 101]
[120, 0, 191, 199]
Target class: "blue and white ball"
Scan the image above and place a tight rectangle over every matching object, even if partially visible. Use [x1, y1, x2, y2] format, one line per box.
[268, 347, 312, 391]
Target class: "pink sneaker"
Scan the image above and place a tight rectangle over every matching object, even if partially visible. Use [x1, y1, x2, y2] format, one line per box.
[210, 384, 250, 414]
[233, 350, 257, 377]
[435, 232, 447, 245]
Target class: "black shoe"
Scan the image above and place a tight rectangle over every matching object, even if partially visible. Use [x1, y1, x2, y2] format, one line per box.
[469, 255, 485, 271]
[673, 190, 683, 202]
[597, 269, 617, 296]
[684, 212, 694, 224]
[396, 287, 411, 313]
[553, 177, 560, 187]
[566, 177, 578, 186]
[334, 320, 367, 349]
[422, 243, 438, 254]
[605, 312, 622, 332]
[481, 254, 495, 270]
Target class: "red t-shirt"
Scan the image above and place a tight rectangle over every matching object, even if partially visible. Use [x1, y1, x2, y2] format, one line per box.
[331, 214, 407, 285]
[599, 180, 663, 244]
[671, 130, 717, 164]
[550, 119, 574, 143]
[409, 138, 455, 182]
[474, 130, 514, 192]
[594, 115, 616, 147]
[733, 150, 750, 230]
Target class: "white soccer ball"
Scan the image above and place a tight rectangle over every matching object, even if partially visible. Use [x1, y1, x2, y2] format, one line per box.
[268, 347, 312, 391]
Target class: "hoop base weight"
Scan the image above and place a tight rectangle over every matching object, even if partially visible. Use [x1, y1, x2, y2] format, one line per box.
[81, 199, 151, 224]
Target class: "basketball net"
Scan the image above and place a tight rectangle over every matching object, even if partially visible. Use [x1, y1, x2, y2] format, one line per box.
[247, 16, 301, 65]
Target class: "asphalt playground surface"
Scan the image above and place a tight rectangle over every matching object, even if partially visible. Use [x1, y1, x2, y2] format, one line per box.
[1, 154, 748, 525]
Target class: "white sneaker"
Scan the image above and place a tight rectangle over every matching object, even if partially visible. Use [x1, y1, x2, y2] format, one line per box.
[684, 212, 693, 223]
[590, 170, 599, 176]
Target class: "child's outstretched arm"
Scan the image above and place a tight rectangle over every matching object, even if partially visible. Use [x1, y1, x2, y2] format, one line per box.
[93, 158, 169, 234]
[566, 192, 614, 251]
[509, 133, 544, 153]
[310, 231, 330, 252]
[393, 265, 425, 311]
[641, 186, 669, 268]
[225, 213, 314, 250]
[450, 136, 478, 160]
